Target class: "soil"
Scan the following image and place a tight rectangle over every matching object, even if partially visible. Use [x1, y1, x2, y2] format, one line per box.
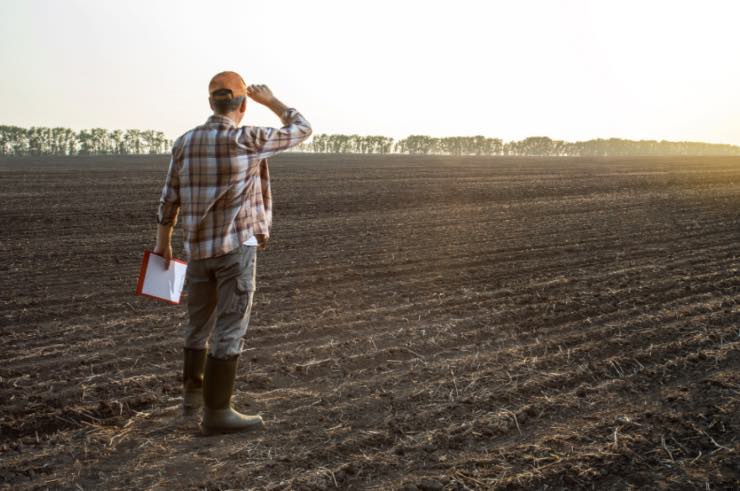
[0, 154, 738, 490]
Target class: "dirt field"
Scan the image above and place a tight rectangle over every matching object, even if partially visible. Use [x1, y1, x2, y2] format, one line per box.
[1, 154, 738, 490]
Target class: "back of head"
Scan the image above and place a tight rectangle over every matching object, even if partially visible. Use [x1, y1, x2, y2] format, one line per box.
[208, 71, 247, 115]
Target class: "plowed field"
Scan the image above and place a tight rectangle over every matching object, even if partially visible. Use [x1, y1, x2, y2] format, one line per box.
[1, 154, 738, 490]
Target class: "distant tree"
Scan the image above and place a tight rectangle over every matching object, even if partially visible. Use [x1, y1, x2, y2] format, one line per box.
[110, 129, 125, 154]
[124, 129, 142, 154]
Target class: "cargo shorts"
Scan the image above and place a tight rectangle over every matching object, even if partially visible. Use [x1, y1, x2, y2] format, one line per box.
[183, 243, 257, 359]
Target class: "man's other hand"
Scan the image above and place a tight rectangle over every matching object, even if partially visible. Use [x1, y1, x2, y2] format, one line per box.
[153, 243, 173, 270]
[246, 84, 275, 105]
[255, 234, 269, 251]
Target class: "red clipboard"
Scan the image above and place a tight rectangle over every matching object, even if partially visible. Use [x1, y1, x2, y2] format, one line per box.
[135, 250, 188, 304]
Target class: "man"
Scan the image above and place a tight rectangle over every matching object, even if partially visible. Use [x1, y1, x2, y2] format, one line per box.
[153, 71, 311, 434]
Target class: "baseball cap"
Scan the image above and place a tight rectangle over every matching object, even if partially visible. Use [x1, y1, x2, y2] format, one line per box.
[208, 71, 247, 102]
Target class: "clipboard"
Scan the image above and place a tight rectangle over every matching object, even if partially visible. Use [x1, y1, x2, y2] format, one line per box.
[135, 250, 188, 304]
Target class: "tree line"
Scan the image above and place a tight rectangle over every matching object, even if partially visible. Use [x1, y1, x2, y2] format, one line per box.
[293, 134, 740, 156]
[0, 125, 171, 156]
[2, 125, 739, 157]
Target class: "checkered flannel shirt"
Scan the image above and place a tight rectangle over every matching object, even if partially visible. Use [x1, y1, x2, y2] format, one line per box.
[156, 108, 312, 260]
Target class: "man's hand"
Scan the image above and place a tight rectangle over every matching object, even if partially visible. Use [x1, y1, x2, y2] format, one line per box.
[154, 223, 175, 270]
[247, 84, 289, 119]
[246, 84, 275, 105]
[153, 242, 173, 270]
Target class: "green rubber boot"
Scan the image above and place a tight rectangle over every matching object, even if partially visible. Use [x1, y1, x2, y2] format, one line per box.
[201, 354, 265, 434]
[182, 347, 207, 417]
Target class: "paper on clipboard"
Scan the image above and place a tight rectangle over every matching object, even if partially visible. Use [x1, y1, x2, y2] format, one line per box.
[135, 250, 188, 304]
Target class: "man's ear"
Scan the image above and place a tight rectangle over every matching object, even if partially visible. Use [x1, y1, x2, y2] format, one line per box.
[208, 97, 215, 111]
[240, 98, 247, 113]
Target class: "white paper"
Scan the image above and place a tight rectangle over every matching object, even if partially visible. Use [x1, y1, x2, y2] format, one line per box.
[140, 253, 188, 303]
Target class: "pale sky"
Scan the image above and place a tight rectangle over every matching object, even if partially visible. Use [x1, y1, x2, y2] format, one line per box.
[1, 0, 739, 144]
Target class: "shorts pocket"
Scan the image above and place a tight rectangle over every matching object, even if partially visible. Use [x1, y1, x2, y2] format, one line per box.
[224, 247, 255, 314]
[226, 278, 252, 315]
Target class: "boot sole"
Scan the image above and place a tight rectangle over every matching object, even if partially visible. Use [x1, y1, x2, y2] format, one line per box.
[200, 421, 265, 435]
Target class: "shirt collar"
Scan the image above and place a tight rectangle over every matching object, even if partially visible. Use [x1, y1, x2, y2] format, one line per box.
[205, 113, 237, 128]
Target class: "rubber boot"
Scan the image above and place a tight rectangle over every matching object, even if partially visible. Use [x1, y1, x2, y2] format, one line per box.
[201, 354, 265, 434]
[183, 347, 207, 417]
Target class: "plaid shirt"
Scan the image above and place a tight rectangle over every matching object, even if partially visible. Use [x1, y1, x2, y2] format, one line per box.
[157, 108, 311, 260]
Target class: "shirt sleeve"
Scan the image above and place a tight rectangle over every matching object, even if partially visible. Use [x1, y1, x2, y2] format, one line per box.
[240, 108, 312, 158]
[156, 145, 181, 226]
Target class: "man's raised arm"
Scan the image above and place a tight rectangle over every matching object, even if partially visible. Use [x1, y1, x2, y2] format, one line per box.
[240, 84, 312, 158]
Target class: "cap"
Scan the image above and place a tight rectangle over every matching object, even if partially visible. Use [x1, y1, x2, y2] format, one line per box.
[208, 71, 247, 101]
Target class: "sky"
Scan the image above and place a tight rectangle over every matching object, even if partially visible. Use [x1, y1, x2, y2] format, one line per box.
[1, 0, 739, 145]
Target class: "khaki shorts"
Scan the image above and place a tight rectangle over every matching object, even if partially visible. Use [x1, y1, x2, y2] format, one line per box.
[183, 243, 257, 359]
